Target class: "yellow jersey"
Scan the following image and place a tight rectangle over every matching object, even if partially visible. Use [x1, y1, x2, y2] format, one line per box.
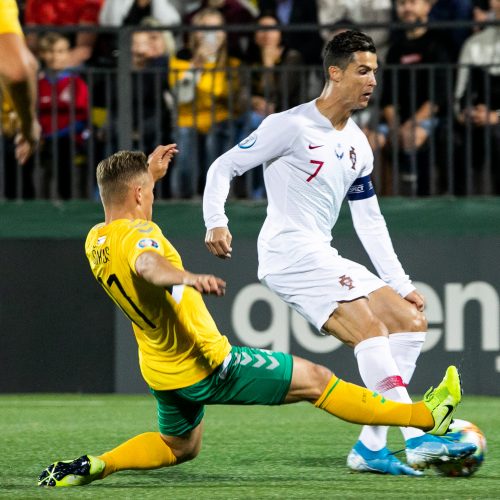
[0, 0, 23, 35]
[85, 219, 231, 390]
[169, 55, 240, 134]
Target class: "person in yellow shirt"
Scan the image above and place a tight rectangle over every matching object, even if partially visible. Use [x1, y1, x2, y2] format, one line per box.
[0, 0, 40, 165]
[169, 8, 240, 198]
[37, 144, 467, 487]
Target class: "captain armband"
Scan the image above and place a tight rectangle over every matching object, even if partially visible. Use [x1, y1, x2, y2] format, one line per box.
[347, 175, 375, 201]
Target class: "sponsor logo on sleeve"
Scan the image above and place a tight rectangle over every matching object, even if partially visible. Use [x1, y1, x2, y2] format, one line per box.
[348, 184, 364, 194]
[238, 132, 257, 149]
[137, 238, 160, 249]
[347, 175, 375, 200]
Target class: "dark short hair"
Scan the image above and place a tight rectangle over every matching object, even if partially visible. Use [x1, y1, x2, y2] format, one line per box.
[39, 32, 70, 52]
[323, 30, 376, 80]
[96, 150, 148, 205]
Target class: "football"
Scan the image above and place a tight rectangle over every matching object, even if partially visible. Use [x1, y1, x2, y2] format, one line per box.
[433, 419, 487, 477]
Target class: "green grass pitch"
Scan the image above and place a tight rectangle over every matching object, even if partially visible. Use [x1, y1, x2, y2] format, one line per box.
[1, 394, 498, 499]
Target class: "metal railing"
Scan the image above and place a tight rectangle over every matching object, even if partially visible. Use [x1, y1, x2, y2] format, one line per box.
[0, 22, 499, 200]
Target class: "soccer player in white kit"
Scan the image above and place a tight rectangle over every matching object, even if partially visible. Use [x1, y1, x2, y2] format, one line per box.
[203, 31, 474, 475]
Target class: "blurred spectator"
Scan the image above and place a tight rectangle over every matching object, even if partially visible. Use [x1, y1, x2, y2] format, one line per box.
[99, 0, 181, 26]
[37, 32, 89, 199]
[0, 0, 40, 194]
[1, 93, 36, 198]
[129, 20, 174, 175]
[258, 0, 323, 65]
[140, 16, 177, 63]
[170, 0, 203, 17]
[317, 0, 392, 60]
[184, 0, 257, 58]
[169, 8, 241, 198]
[245, 14, 303, 112]
[428, 0, 473, 60]
[175, 0, 257, 18]
[95, 0, 180, 69]
[239, 14, 303, 198]
[377, 0, 451, 195]
[453, 0, 500, 194]
[473, 0, 495, 24]
[24, 0, 103, 68]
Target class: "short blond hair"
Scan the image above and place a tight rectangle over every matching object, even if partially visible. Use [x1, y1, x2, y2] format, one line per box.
[96, 151, 148, 205]
[140, 16, 177, 55]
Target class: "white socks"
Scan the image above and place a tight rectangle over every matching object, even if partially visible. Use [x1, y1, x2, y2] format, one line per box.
[389, 332, 426, 385]
[388, 332, 427, 441]
[354, 333, 426, 451]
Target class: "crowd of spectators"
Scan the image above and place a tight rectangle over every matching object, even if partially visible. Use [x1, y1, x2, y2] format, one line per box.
[2, 0, 499, 200]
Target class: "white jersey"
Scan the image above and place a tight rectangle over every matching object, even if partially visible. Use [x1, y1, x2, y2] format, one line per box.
[203, 99, 414, 297]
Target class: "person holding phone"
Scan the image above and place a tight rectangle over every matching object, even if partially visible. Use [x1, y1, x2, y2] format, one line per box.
[168, 8, 241, 199]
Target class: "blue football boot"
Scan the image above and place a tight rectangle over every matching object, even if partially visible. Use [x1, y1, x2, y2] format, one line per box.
[406, 433, 477, 470]
[347, 440, 423, 476]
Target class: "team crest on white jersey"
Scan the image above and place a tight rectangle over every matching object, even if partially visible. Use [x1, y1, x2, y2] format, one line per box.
[339, 274, 355, 290]
[349, 146, 357, 170]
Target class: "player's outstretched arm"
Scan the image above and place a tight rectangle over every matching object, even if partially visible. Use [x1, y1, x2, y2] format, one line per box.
[0, 33, 40, 164]
[136, 250, 226, 296]
[205, 227, 233, 259]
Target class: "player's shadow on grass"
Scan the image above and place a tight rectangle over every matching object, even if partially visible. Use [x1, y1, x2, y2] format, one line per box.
[95, 457, 346, 488]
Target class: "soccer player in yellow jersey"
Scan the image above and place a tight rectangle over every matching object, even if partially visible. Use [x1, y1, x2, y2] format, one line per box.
[0, 0, 40, 164]
[37, 144, 468, 487]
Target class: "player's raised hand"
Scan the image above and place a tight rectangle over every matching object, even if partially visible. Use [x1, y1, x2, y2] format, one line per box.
[205, 227, 232, 259]
[183, 273, 226, 296]
[147, 144, 178, 181]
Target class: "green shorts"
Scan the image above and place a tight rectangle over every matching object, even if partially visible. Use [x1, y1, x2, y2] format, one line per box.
[150, 346, 293, 436]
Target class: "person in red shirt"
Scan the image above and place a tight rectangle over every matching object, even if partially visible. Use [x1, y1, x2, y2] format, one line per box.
[25, 0, 103, 67]
[37, 32, 89, 199]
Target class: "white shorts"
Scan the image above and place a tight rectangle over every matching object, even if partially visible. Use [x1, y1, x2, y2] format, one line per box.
[260, 249, 385, 332]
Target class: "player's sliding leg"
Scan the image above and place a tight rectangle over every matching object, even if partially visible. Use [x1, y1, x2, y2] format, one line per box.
[315, 373, 426, 430]
[313, 365, 463, 432]
[38, 429, 198, 487]
[38, 455, 106, 487]
[98, 431, 178, 477]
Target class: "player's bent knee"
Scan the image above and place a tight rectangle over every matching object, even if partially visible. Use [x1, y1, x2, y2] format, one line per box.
[174, 447, 200, 464]
[404, 308, 427, 332]
[323, 313, 388, 348]
[309, 363, 334, 400]
[161, 433, 202, 464]
[287, 357, 333, 402]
